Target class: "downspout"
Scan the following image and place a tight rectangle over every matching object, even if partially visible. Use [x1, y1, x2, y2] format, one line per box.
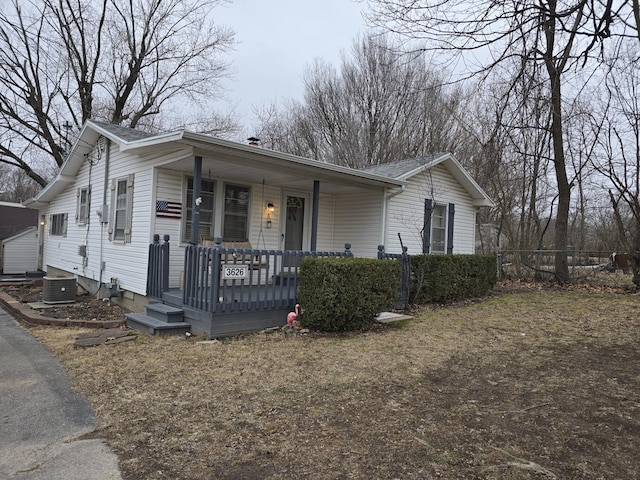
[99, 138, 111, 297]
[382, 185, 405, 249]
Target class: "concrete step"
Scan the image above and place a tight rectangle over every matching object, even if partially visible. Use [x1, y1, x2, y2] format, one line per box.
[126, 312, 191, 336]
[145, 302, 184, 323]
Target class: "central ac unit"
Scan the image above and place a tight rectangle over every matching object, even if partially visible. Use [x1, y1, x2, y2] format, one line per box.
[42, 276, 76, 304]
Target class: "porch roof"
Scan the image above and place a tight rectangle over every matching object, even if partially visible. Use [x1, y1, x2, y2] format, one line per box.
[119, 130, 406, 194]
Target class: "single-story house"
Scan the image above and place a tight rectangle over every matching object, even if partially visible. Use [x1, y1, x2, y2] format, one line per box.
[25, 120, 493, 337]
[0, 202, 40, 274]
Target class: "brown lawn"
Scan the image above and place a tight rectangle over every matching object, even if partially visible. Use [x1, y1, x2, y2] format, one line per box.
[23, 282, 640, 479]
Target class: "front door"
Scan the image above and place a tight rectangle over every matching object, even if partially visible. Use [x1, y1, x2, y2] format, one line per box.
[284, 194, 306, 251]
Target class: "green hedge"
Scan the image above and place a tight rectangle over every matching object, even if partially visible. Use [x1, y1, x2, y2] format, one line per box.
[297, 257, 400, 332]
[411, 254, 497, 304]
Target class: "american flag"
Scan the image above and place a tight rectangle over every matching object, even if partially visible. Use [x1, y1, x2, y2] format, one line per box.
[156, 200, 182, 219]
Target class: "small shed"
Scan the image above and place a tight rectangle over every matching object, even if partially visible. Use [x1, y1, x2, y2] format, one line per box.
[1, 226, 39, 274]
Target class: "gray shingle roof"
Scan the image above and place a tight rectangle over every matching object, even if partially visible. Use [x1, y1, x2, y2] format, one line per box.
[359, 154, 446, 179]
[89, 120, 155, 142]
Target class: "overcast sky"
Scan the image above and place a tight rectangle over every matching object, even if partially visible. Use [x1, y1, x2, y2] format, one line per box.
[213, 0, 368, 139]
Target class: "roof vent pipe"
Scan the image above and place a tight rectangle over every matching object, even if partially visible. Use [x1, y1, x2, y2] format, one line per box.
[247, 137, 260, 146]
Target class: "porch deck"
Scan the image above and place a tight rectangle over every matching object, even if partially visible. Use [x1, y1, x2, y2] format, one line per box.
[159, 282, 298, 337]
[136, 239, 353, 337]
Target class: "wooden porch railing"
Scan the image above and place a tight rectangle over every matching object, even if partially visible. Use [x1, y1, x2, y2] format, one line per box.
[146, 234, 170, 299]
[182, 241, 353, 314]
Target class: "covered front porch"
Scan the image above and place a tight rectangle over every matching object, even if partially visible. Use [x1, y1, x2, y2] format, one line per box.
[124, 136, 405, 337]
[142, 135, 404, 265]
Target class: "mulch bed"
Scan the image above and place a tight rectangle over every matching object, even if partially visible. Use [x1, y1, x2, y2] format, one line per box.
[0, 283, 126, 329]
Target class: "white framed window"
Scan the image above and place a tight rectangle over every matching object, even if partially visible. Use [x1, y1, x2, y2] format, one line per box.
[76, 186, 90, 225]
[424, 200, 455, 254]
[50, 213, 68, 236]
[223, 183, 250, 242]
[431, 204, 447, 254]
[183, 177, 215, 243]
[109, 174, 134, 243]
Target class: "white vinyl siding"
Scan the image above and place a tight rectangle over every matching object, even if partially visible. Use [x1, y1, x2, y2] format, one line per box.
[41, 142, 98, 279]
[104, 146, 154, 294]
[386, 164, 476, 255]
[333, 190, 384, 258]
[154, 169, 185, 288]
[315, 195, 335, 252]
[43, 141, 155, 296]
[248, 183, 280, 250]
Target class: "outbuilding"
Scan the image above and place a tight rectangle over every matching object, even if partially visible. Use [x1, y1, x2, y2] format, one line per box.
[1, 226, 39, 274]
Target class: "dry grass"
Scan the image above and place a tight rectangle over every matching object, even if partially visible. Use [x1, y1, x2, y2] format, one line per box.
[29, 284, 640, 479]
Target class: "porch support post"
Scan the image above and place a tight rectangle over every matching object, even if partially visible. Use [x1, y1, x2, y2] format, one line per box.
[189, 155, 203, 245]
[311, 180, 320, 251]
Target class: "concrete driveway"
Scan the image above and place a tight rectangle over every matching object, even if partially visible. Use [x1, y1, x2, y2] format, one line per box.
[0, 307, 122, 479]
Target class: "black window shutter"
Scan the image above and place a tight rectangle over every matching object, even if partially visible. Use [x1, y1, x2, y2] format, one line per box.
[447, 203, 455, 254]
[423, 198, 432, 254]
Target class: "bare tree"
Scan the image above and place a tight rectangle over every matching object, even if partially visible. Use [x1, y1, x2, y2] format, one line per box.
[367, 0, 637, 282]
[0, 0, 235, 187]
[254, 34, 463, 168]
[454, 60, 557, 254]
[0, 164, 45, 203]
[592, 46, 640, 285]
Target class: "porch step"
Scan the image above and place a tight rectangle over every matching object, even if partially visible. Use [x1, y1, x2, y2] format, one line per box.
[145, 302, 185, 323]
[126, 312, 191, 336]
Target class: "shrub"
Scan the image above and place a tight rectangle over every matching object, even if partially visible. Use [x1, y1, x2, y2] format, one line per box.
[297, 257, 400, 332]
[411, 254, 497, 304]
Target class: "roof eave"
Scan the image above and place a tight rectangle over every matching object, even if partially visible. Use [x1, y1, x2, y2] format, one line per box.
[472, 198, 496, 207]
[116, 130, 186, 152]
[29, 123, 100, 206]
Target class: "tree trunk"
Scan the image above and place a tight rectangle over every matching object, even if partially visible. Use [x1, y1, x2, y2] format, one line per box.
[550, 74, 571, 283]
[543, 0, 572, 283]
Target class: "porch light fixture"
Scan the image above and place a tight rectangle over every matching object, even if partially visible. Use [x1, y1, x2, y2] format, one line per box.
[265, 202, 274, 228]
